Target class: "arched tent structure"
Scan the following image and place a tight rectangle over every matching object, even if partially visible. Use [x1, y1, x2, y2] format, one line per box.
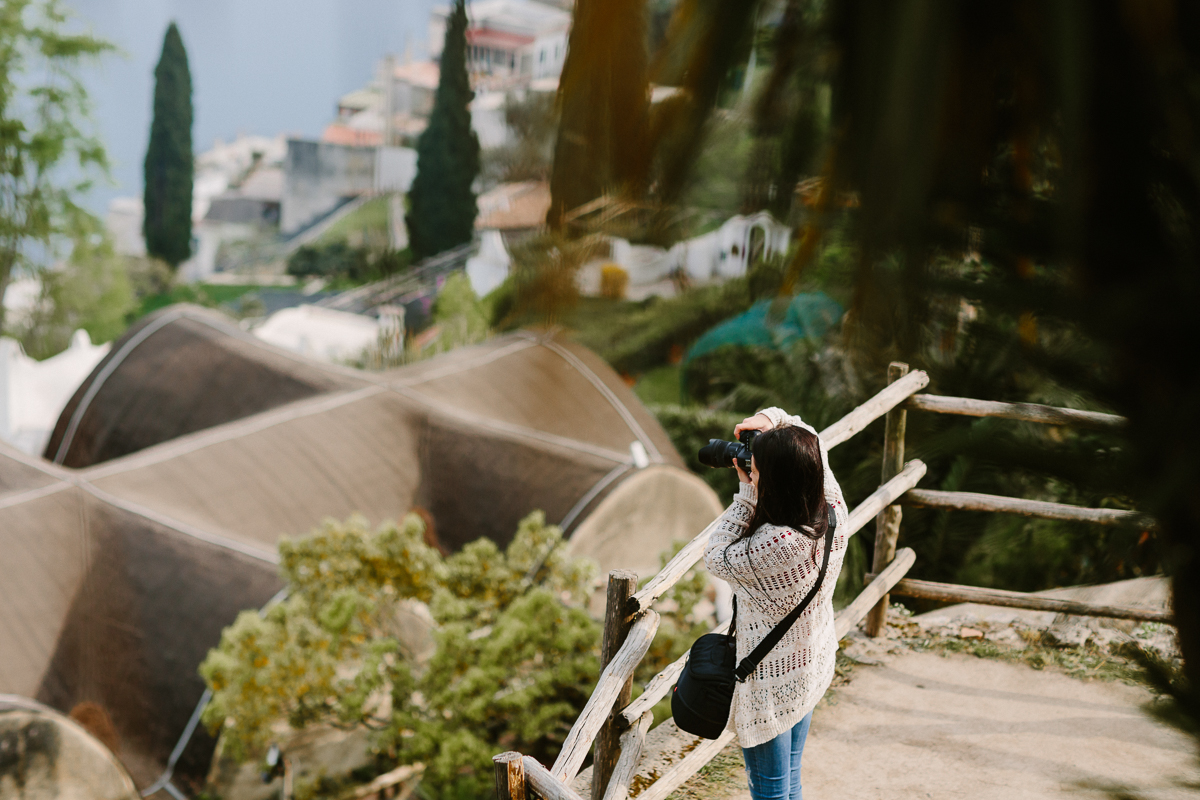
[44, 305, 367, 468]
[1, 305, 722, 789]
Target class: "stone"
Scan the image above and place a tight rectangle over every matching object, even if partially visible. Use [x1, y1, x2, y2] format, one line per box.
[1043, 622, 1091, 648]
[0, 695, 138, 800]
[984, 627, 1026, 648]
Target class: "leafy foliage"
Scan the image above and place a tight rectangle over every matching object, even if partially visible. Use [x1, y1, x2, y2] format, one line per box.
[406, 0, 480, 260]
[492, 231, 608, 329]
[0, 0, 112, 334]
[199, 511, 600, 800]
[12, 224, 134, 358]
[286, 241, 410, 284]
[566, 256, 789, 374]
[426, 272, 489, 350]
[142, 22, 192, 267]
[353, 272, 490, 370]
[482, 91, 558, 186]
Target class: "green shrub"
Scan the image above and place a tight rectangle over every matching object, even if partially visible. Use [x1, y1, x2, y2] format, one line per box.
[200, 510, 599, 800]
[286, 242, 410, 284]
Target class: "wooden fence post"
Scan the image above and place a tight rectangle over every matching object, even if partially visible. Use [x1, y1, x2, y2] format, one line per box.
[866, 362, 909, 637]
[591, 570, 638, 800]
[494, 751, 526, 800]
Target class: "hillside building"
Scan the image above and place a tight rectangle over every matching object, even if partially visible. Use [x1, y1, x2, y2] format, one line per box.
[430, 0, 570, 83]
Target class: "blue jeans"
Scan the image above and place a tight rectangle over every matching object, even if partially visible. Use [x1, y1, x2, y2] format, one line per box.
[741, 712, 813, 800]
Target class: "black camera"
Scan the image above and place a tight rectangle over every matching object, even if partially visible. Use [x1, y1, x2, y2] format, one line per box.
[698, 430, 759, 472]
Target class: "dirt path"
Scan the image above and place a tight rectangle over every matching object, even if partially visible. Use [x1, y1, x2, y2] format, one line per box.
[694, 650, 1196, 800]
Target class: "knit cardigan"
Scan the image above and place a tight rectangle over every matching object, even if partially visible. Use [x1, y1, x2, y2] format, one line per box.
[702, 407, 849, 748]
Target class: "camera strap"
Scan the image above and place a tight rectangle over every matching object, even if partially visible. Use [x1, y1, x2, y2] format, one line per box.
[733, 506, 836, 683]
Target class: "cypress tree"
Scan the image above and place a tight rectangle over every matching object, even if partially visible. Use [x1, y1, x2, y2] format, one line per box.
[406, 0, 479, 260]
[143, 22, 193, 268]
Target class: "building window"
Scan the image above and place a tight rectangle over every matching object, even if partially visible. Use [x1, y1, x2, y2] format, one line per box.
[539, 49, 545, 63]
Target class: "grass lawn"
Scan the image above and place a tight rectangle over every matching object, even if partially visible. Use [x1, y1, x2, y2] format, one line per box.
[317, 195, 392, 246]
[136, 283, 269, 319]
[634, 363, 684, 405]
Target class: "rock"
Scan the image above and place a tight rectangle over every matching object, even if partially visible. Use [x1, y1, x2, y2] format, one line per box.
[841, 629, 899, 665]
[0, 694, 138, 800]
[984, 627, 1026, 649]
[1043, 622, 1091, 648]
[207, 723, 375, 800]
[959, 627, 984, 639]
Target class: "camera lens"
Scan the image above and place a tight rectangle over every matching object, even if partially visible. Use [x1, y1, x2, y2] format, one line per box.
[698, 438, 752, 469]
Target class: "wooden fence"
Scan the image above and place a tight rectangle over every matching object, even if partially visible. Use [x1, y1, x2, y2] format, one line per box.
[492, 363, 1167, 800]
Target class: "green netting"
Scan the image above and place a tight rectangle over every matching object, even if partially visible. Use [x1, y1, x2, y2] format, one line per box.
[684, 291, 844, 363]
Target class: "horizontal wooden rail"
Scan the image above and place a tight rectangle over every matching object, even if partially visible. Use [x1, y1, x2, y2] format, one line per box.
[834, 548, 917, 639]
[634, 730, 737, 800]
[551, 610, 660, 783]
[820, 370, 930, 448]
[884, 577, 1173, 623]
[844, 460, 928, 535]
[601, 711, 653, 800]
[342, 762, 424, 800]
[900, 489, 1152, 528]
[618, 619, 730, 728]
[526, 756, 586, 800]
[905, 394, 1125, 430]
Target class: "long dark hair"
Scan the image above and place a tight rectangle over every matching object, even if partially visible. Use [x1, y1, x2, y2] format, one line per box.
[744, 425, 828, 541]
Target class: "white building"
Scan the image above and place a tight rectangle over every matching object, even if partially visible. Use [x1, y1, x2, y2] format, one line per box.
[252, 305, 382, 363]
[0, 330, 109, 455]
[430, 0, 571, 82]
[577, 212, 794, 300]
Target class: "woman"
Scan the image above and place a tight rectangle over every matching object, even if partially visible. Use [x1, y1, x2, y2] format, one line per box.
[703, 407, 849, 800]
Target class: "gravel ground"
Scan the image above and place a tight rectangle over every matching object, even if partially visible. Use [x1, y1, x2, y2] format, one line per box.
[668, 605, 1191, 800]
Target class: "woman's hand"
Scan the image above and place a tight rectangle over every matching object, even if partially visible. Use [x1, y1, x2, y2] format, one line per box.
[734, 413, 773, 438]
[734, 457, 751, 484]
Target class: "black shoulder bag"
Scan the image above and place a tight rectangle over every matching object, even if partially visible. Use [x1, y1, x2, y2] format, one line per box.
[671, 508, 836, 739]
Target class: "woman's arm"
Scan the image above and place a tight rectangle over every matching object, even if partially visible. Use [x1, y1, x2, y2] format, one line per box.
[703, 483, 757, 582]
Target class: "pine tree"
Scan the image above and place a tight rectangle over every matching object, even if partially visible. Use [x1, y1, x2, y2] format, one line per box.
[406, 0, 479, 260]
[143, 22, 193, 268]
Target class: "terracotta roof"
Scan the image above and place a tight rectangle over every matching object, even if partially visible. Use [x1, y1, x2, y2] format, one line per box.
[322, 123, 383, 147]
[476, 181, 551, 230]
[467, 27, 535, 49]
[394, 60, 440, 89]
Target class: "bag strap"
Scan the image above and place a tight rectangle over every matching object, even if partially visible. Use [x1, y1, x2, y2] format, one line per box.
[734, 506, 837, 683]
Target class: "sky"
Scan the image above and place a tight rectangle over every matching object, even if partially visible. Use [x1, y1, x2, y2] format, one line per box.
[63, 0, 437, 213]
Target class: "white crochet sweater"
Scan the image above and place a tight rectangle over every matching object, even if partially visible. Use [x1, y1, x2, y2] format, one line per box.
[703, 407, 849, 748]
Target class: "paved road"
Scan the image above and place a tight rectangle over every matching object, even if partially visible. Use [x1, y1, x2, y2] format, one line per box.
[717, 651, 1196, 800]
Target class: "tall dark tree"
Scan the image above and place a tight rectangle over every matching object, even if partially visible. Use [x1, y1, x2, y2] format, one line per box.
[143, 22, 193, 268]
[406, 0, 479, 260]
[547, 0, 651, 228]
[810, 0, 1200, 731]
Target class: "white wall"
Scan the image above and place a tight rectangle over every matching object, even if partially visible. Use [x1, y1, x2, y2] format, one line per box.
[376, 146, 418, 193]
[0, 331, 110, 456]
[530, 31, 568, 79]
